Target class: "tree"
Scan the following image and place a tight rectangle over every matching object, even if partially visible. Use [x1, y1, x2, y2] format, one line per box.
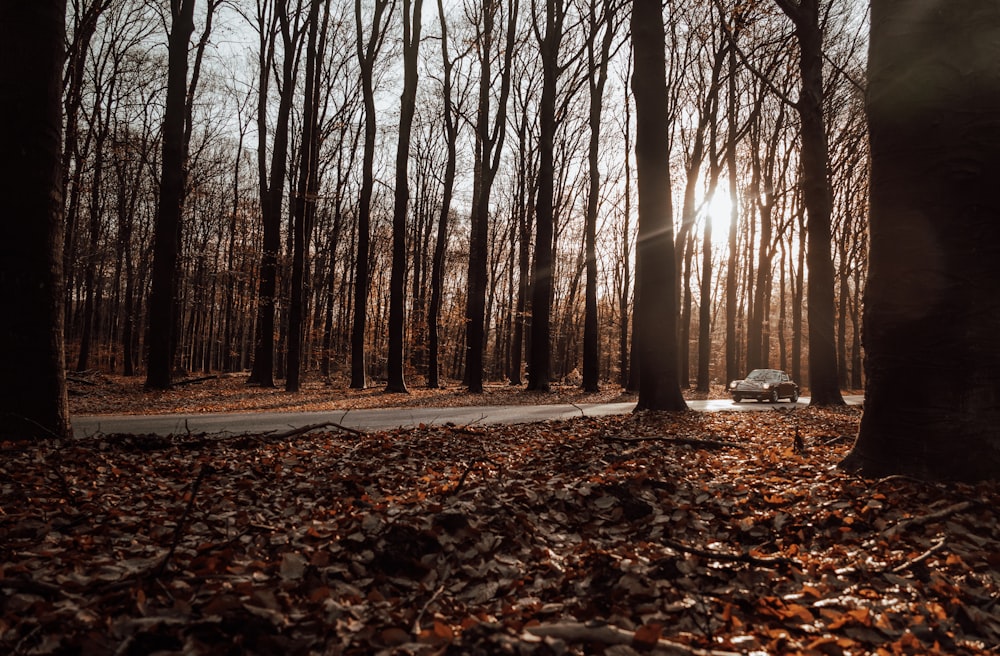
[581, 0, 618, 392]
[350, 0, 393, 389]
[286, 0, 325, 393]
[0, 0, 71, 439]
[630, 0, 687, 412]
[145, 0, 198, 389]
[427, 0, 460, 389]
[386, 0, 424, 393]
[248, 0, 304, 388]
[465, 0, 517, 393]
[527, 0, 566, 392]
[773, 0, 844, 406]
[842, 0, 1000, 481]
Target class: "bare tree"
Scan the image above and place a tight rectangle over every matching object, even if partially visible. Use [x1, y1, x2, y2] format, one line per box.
[350, 0, 394, 389]
[145, 0, 199, 389]
[385, 0, 424, 393]
[773, 0, 844, 406]
[464, 0, 518, 392]
[581, 0, 619, 392]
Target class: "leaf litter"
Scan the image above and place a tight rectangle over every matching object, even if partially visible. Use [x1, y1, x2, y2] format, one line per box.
[2, 405, 999, 655]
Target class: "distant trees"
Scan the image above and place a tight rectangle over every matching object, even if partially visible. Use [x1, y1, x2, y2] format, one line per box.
[44, 0, 875, 406]
[0, 1, 71, 438]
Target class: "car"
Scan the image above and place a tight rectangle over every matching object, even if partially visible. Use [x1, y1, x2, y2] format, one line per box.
[728, 368, 799, 403]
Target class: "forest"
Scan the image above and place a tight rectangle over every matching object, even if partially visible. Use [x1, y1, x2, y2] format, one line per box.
[55, 0, 869, 394]
[5, 1, 1000, 653]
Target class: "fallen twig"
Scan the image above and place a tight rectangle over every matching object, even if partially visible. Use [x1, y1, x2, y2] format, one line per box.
[173, 375, 221, 387]
[661, 537, 795, 568]
[411, 583, 446, 636]
[890, 534, 947, 573]
[605, 433, 744, 450]
[451, 457, 502, 495]
[269, 420, 365, 439]
[523, 621, 739, 656]
[153, 464, 214, 578]
[882, 500, 976, 539]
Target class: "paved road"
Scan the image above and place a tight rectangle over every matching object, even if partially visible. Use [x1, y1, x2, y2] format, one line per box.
[71, 395, 863, 438]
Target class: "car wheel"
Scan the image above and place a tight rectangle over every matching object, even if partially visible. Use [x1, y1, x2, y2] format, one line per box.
[769, 389, 778, 403]
[790, 389, 799, 403]
[733, 395, 742, 403]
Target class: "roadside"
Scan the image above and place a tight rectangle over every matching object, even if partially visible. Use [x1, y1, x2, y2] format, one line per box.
[67, 371, 734, 417]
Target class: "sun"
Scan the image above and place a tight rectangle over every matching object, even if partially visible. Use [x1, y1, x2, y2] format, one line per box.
[706, 190, 733, 234]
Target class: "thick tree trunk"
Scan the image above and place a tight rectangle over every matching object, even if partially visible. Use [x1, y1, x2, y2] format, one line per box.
[146, 0, 196, 390]
[0, 0, 71, 439]
[843, 0, 1000, 481]
[630, 0, 686, 412]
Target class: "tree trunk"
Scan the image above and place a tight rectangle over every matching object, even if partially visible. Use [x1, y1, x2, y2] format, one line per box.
[527, 0, 563, 393]
[843, 0, 1000, 481]
[286, 0, 324, 393]
[386, 0, 423, 393]
[249, 2, 298, 388]
[351, 0, 392, 389]
[0, 0, 71, 439]
[427, 0, 457, 390]
[582, 0, 616, 393]
[630, 0, 686, 412]
[774, 0, 844, 406]
[146, 0, 196, 390]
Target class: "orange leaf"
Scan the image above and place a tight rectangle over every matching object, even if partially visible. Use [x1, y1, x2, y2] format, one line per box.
[633, 622, 663, 649]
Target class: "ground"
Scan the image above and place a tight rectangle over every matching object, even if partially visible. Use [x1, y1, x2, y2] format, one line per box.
[67, 372, 646, 416]
[2, 375, 996, 654]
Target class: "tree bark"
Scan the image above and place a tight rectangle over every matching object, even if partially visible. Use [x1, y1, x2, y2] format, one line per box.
[286, 0, 324, 393]
[843, 0, 1000, 481]
[351, 0, 392, 389]
[386, 0, 423, 393]
[630, 0, 687, 412]
[249, 1, 299, 388]
[527, 0, 563, 393]
[146, 0, 197, 390]
[774, 0, 844, 406]
[428, 0, 459, 389]
[582, 0, 617, 393]
[0, 0, 71, 439]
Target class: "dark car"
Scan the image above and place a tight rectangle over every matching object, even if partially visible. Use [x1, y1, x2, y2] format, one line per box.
[728, 368, 799, 403]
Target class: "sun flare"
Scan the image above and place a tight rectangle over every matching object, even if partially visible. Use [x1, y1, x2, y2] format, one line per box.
[706, 191, 733, 233]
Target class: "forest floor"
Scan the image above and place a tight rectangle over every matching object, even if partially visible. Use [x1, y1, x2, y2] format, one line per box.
[6, 385, 1000, 654]
[67, 371, 731, 417]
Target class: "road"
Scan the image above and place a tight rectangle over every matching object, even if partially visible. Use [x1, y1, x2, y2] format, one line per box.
[71, 395, 863, 438]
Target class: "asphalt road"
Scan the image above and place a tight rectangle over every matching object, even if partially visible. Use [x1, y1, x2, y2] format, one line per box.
[71, 395, 863, 438]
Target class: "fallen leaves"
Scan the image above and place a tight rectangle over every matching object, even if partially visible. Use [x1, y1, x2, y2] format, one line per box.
[2, 405, 999, 654]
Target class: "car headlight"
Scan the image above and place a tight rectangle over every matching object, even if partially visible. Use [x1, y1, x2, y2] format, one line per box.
[763, 384, 772, 389]
[729, 382, 737, 389]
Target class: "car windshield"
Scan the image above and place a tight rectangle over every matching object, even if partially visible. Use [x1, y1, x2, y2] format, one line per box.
[746, 369, 778, 382]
